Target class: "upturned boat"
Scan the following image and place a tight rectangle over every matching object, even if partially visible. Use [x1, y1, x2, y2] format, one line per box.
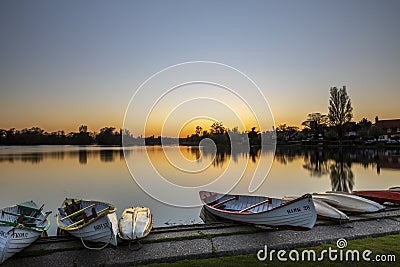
[283, 196, 349, 221]
[199, 191, 317, 230]
[312, 191, 385, 213]
[352, 190, 400, 205]
[56, 198, 118, 248]
[313, 198, 349, 220]
[0, 201, 51, 264]
[118, 207, 153, 241]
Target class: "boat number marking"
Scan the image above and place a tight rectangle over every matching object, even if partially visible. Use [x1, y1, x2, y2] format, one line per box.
[11, 232, 28, 238]
[0, 230, 8, 238]
[286, 205, 311, 214]
[94, 222, 109, 231]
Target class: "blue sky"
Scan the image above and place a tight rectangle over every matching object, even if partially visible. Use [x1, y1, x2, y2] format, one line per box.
[1, 0, 399, 135]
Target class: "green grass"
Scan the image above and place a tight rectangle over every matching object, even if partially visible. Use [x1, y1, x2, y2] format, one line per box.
[138, 234, 399, 267]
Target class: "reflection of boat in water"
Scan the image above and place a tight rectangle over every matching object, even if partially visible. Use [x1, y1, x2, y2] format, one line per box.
[0, 201, 51, 264]
[352, 190, 400, 205]
[56, 198, 118, 248]
[199, 191, 317, 230]
[312, 192, 385, 213]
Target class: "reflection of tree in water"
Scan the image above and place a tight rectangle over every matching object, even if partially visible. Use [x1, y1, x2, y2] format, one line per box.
[329, 149, 354, 192]
[100, 150, 114, 162]
[274, 147, 304, 165]
[79, 150, 87, 165]
[189, 145, 263, 167]
[249, 146, 260, 163]
[329, 161, 354, 192]
[212, 148, 229, 167]
[302, 149, 329, 177]
[300, 148, 355, 191]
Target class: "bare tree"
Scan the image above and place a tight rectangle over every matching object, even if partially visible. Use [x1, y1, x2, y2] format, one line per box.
[328, 86, 353, 140]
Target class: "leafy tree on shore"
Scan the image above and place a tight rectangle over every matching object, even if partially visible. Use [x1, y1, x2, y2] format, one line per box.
[195, 126, 202, 136]
[302, 113, 328, 139]
[328, 86, 353, 141]
[210, 122, 226, 134]
[96, 127, 121, 145]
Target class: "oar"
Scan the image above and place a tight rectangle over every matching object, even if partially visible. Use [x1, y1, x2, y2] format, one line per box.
[60, 204, 96, 221]
[65, 207, 110, 228]
[38, 211, 52, 226]
[25, 204, 44, 223]
[1, 210, 41, 221]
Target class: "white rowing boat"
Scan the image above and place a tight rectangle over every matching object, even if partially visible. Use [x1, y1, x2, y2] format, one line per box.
[312, 191, 385, 213]
[118, 207, 153, 241]
[56, 198, 118, 248]
[0, 201, 50, 264]
[199, 191, 317, 230]
[313, 198, 349, 220]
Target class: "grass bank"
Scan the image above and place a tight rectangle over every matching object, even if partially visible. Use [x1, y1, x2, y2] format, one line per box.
[140, 234, 399, 267]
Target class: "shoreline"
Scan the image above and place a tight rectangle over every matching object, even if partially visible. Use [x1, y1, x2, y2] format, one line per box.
[3, 207, 400, 266]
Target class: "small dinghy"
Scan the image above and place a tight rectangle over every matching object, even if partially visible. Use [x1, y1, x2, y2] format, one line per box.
[56, 198, 118, 249]
[313, 198, 349, 220]
[313, 191, 385, 213]
[0, 201, 51, 264]
[118, 207, 153, 250]
[199, 191, 317, 230]
[352, 190, 400, 205]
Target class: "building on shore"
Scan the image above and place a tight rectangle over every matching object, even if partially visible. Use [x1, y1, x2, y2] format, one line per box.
[375, 116, 400, 140]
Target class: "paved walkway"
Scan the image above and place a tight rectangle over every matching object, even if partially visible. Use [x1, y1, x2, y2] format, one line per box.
[3, 208, 400, 266]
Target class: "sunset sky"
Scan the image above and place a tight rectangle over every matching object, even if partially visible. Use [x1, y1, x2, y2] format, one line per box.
[1, 0, 399, 137]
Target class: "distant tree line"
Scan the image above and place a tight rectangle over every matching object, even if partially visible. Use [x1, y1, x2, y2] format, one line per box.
[0, 125, 122, 146]
[276, 86, 391, 144]
[179, 122, 271, 147]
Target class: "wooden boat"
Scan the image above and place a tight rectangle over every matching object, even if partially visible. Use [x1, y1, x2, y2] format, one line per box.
[313, 199, 349, 220]
[0, 201, 51, 264]
[199, 191, 317, 230]
[56, 198, 118, 248]
[352, 190, 400, 205]
[312, 191, 385, 213]
[283, 196, 349, 221]
[118, 207, 153, 241]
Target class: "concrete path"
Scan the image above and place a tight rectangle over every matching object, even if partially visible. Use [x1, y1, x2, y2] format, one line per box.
[3, 208, 400, 266]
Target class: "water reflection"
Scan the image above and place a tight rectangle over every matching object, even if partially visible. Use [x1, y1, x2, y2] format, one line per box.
[0, 147, 130, 165]
[1, 145, 399, 234]
[1, 146, 399, 193]
[329, 160, 354, 192]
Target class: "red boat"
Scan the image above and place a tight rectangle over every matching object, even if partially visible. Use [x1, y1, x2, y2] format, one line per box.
[352, 190, 400, 205]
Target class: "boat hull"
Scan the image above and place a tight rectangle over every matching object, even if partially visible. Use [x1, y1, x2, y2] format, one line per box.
[57, 199, 118, 247]
[0, 226, 42, 263]
[313, 199, 349, 220]
[67, 213, 118, 246]
[353, 190, 400, 205]
[0, 201, 50, 264]
[313, 192, 385, 213]
[201, 192, 317, 230]
[118, 207, 153, 240]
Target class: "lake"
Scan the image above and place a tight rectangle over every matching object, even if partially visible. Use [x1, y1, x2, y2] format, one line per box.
[1, 145, 399, 235]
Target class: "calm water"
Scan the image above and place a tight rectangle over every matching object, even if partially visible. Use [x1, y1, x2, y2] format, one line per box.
[1, 145, 399, 235]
